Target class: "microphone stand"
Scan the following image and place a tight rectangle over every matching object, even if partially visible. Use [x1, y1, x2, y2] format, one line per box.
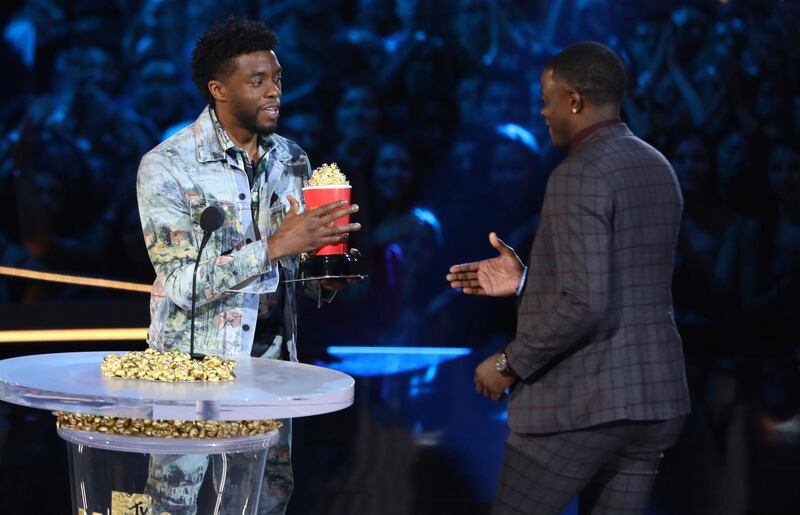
[190, 205, 226, 360]
[189, 232, 213, 361]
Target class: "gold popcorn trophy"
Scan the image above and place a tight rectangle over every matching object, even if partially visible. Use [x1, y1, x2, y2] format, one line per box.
[299, 163, 366, 281]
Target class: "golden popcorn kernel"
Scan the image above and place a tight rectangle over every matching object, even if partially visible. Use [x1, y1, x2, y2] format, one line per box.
[307, 163, 349, 187]
[100, 349, 236, 382]
[54, 412, 282, 439]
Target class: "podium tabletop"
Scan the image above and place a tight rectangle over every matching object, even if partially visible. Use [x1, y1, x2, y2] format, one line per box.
[0, 351, 354, 420]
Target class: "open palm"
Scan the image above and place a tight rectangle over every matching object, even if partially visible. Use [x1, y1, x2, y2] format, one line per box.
[446, 233, 524, 297]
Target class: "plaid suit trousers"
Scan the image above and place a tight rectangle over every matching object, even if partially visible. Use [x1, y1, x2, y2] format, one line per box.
[493, 417, 684, 515]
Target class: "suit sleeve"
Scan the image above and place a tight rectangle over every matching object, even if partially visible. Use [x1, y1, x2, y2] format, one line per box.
[506, 163, 612, 381]
[137, 153, 277, 311]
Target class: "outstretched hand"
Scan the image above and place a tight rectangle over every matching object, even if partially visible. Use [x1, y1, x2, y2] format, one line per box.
[446, 232, 524, 297]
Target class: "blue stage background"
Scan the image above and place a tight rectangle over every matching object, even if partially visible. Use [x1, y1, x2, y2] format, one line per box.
[1, 0, 799, 513]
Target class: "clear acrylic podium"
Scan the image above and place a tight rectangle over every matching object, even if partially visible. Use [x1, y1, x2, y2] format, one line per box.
[0, 351, 355, 515]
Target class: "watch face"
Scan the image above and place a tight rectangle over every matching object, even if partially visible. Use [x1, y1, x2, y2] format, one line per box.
[496, 353, 507, 372]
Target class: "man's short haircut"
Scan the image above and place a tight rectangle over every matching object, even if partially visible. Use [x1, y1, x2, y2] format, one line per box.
[190, 18, 279, 105]
[545, 41, 627, 106]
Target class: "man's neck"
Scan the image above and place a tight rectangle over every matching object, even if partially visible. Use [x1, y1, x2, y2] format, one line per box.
[215, 107, 260, 159]
[568, 108, 621, 141]
[565, 109, 623, 155]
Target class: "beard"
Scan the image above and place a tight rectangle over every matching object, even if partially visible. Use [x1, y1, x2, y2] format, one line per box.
[233, 103, 277, 137]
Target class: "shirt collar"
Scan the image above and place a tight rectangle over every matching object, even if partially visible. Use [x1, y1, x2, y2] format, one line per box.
[209, 106, 274, 158]
[568, 118, 622, 155]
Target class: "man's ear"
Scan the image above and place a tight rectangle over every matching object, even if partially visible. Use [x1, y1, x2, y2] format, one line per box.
[208, 80, 226, 104]
[568, 89, 583, 114]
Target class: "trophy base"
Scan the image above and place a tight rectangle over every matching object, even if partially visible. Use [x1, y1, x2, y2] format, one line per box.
[296, 253, 367, 282]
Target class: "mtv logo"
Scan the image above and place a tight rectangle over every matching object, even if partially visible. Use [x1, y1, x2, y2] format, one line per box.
[110, 491, 165, 515]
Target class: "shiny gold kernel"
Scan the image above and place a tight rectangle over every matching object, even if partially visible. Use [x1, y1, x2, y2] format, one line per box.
[307, 162, 349, 187]
[99, 349, 236, 382]
[53, 412, 281, 439]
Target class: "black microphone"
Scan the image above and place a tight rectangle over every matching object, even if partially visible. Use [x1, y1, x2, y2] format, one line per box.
[200, 205, 226, 235]
[190, 205, 226, 360]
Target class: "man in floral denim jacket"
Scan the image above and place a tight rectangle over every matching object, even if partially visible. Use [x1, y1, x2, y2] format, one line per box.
[136, 18, 360, 515]
[138, 105, 338, 360]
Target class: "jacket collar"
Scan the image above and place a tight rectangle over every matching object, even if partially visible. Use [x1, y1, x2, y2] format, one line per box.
[569, 122, 634, 156]
[194, 106, 225, 163]
[568, 118, 623, 155]
[193, 106, 292, 164]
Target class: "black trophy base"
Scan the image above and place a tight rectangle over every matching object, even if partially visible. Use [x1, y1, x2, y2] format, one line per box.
[300, 253, 365, 281]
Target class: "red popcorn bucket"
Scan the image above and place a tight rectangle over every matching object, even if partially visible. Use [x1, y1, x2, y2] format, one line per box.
[302, 185, 352, 255]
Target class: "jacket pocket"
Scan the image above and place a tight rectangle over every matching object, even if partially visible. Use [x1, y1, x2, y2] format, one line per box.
[188, 197, 243, 255]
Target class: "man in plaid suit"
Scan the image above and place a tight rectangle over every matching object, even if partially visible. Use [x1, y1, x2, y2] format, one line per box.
[447, 42, 690, 515]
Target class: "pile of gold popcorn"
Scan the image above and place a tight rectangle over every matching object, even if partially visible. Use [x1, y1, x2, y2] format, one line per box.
[307, 162, 349, 187]
[100, 348, 236, 381]
[53, 350, 279, 439]
[54, 412, 282, 439]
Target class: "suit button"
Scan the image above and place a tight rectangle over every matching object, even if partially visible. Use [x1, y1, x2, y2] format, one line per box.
[243, 324, 250, 331]
[239, 193, 246, 200]
[246, 238, 252, 244]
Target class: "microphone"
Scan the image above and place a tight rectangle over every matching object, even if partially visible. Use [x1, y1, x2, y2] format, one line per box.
[200, 205, 226, 235]
[190, 205, 226, 360]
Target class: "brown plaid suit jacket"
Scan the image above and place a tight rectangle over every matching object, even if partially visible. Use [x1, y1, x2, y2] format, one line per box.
[505, 123, 691, 434]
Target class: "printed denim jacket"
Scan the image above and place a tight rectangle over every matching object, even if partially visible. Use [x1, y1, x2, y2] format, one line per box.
[137, 106, 322, 360]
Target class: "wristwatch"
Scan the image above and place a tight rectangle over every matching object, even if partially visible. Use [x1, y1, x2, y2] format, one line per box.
[495, 351, 515, 377]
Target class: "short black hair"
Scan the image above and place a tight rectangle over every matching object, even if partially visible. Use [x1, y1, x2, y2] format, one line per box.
[190, 18, 279, 105]
[545, 41, 627, 106]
